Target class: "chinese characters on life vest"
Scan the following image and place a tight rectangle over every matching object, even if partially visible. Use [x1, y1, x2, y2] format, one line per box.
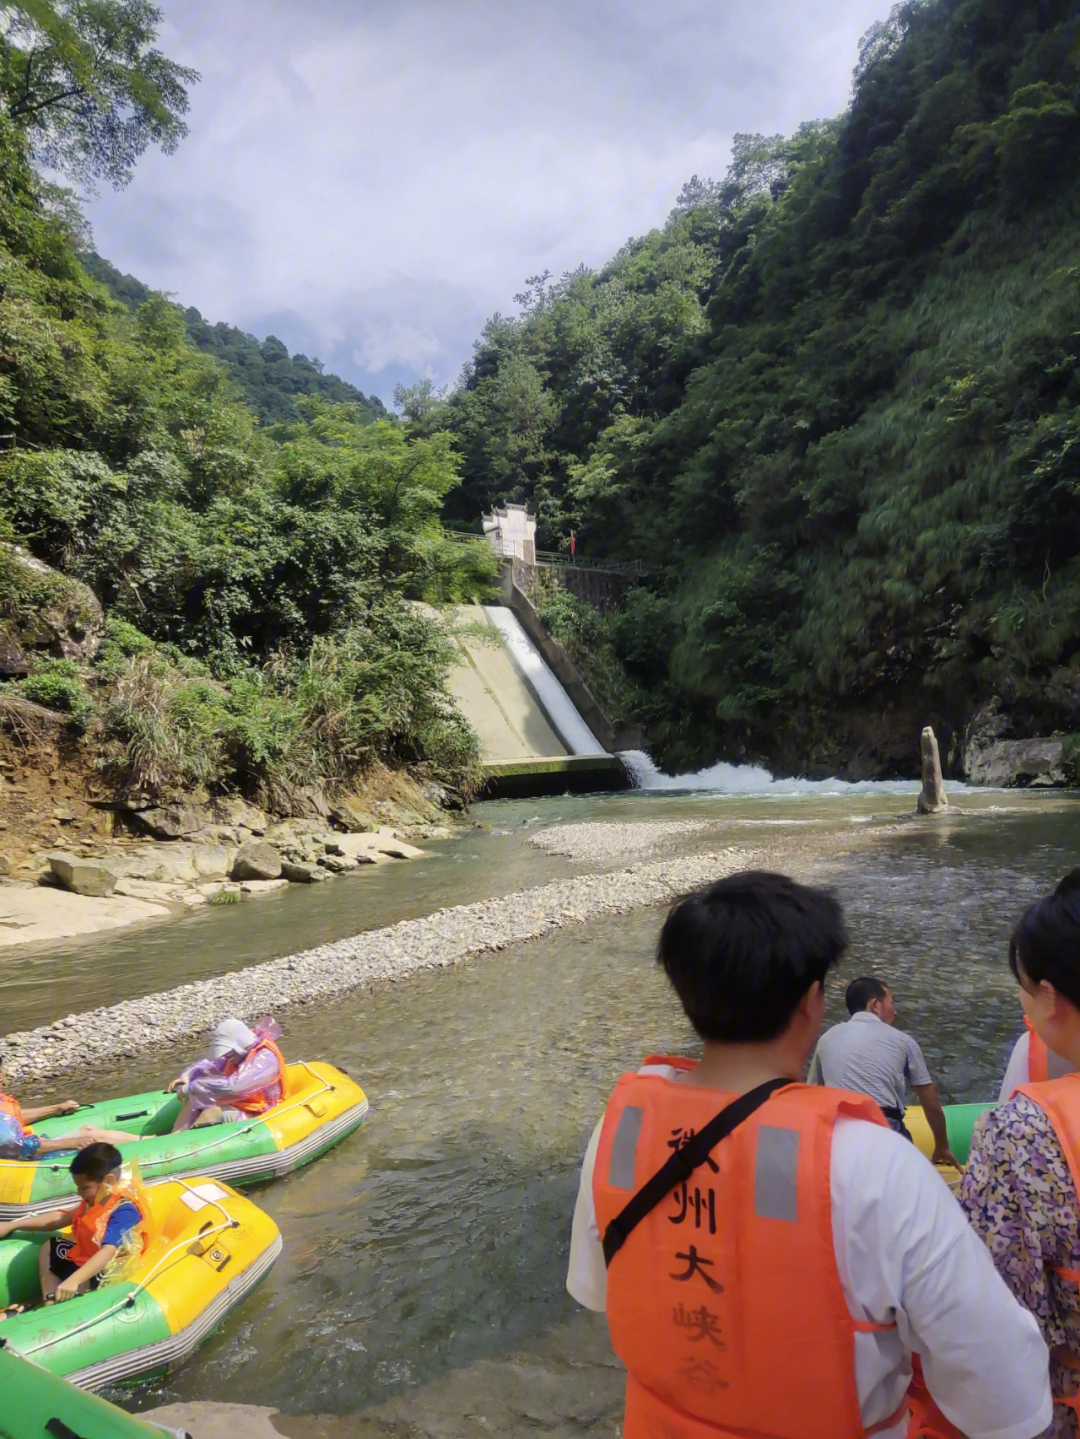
[666, 1127, 730, 1393]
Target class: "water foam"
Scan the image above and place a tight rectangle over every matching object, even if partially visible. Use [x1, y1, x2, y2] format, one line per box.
[620, 750, 926, 797]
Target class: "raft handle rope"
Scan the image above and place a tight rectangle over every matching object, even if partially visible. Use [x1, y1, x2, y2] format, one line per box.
[17, 1177, 243, 1357]
[132, 1062, 337, 1170]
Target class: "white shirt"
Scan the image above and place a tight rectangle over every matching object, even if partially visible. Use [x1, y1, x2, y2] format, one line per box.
[568, 1070, 1051, 1439]
[998, 1029, 1074, 1103]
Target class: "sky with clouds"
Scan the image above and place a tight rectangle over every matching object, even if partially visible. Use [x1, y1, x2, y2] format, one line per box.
[87, 0, 891, 406]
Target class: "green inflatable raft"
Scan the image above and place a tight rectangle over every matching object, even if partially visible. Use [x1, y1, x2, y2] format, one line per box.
[906, 1101, 992, 1166]
[0, 1344, 188, 1437]
[0, 1060, 368, 1220]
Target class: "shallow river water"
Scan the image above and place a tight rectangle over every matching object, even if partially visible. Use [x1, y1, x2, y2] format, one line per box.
[7, 781, 1080, 1433]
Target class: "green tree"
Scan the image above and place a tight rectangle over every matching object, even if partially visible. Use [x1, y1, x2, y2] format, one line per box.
[0, 109, 490, 801]
[448, 0, 1080, 774]
[0, 0, 198, 187]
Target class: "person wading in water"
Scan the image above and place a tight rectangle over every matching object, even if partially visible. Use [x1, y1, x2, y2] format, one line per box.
[807, 976, 959, 1167]
[567, 871, 1051, 1439]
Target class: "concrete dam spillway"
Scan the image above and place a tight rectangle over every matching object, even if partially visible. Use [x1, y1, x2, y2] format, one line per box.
[442, 603, 629, 796]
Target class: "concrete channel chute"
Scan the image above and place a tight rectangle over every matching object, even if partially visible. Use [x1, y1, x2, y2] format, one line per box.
[439, 509, 637, 797]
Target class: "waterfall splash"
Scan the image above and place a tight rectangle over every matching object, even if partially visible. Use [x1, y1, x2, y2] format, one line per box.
[619, 750, 930, 796]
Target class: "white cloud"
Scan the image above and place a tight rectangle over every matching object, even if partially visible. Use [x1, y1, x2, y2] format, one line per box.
[87, 0, 891, 402]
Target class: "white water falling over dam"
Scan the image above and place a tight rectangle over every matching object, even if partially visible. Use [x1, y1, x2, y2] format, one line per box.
[441, 604, 628, 795]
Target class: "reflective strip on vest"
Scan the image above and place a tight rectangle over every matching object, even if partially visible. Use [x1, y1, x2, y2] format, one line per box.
[608, 1106, 643, 1190]
[754, 1126, 800, 1222]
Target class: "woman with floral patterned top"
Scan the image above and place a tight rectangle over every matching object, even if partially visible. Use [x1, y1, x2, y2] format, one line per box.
[961, 869, 1080, 1438]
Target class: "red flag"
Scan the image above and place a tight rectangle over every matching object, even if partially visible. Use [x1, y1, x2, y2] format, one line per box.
[570, 530, 576, 559]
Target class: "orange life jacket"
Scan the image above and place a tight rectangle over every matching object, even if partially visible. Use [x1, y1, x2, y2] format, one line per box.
[1024, 1016, 1049, 1083]
[593, 1058, 919, 1439]
[0, 1092, 27, 1134]
[68, 1185, 146, 1268]
[1016, 1073, 1080, 1421]
[222, 1036, 286, 1115]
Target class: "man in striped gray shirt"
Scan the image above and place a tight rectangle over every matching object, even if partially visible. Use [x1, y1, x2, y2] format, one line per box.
[808, 976, 959, 1168]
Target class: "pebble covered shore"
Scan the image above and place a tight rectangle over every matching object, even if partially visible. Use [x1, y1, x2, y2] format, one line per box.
[527, 819, 714, 864]
[4, 845, 760, 1084]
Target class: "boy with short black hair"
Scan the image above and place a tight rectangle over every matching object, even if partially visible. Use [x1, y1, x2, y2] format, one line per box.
[567, 870, 1051, 1439]
[0, 1142, 143, 1303]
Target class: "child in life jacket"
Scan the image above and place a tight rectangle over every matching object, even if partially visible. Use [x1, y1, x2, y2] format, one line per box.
[0, 1056, 136, 1161]
[0, 1142, 143, 1303]
[167, 1017, 285, 1131]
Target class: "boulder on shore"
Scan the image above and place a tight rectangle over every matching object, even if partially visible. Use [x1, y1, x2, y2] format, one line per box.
[0, 545, 105, 675]
[210, 795, 269, 835]
[328, 796, 377, 832]
[47, 853, 118, 897]
[133, 803, 209, 840]
[281, 860, 328, 883]
[966, 737, 1069, 787]
[232, 840, 283, 882]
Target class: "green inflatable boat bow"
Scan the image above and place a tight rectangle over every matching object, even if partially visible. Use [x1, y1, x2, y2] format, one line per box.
[0, 1344, 188, 1438]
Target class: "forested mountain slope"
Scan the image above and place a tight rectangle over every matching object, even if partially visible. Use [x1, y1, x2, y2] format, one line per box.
[81, 252, 387, 426]
[0, 111, 494, 811]
[445, 0, 1080, 777]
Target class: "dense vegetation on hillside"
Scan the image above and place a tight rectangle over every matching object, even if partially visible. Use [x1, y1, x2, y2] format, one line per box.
[0, 95, 493, 804]
[81, 253, 387, 426]
[442, 0, 1080, 775]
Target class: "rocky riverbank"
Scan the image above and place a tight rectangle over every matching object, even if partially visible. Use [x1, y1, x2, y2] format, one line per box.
[3, 845, 761, 1084]
[0, 737, 455, 945]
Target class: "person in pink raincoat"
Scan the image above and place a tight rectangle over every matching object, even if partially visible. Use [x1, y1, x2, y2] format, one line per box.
[168, 1017, 285, 1131]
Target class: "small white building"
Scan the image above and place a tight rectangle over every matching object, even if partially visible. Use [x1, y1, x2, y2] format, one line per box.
[482, 503, 536, 564]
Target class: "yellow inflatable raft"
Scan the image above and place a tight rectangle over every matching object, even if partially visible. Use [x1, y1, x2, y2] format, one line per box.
[0, 1176, 281, 1388]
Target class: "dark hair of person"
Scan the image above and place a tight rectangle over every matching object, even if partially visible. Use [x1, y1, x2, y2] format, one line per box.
[845, 976, 889, 1015]
[656, 871, 848, 1043]
[1009, 867, 1080, 1009]
[70, 1142, 123, 1182]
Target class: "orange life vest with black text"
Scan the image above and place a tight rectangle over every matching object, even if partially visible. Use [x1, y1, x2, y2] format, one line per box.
[223, 1036, 285, 1115]
[593, 1058, 915, 1439]
[68, 1185, 146, 1268]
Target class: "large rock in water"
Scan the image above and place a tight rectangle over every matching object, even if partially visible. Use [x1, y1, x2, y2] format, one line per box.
[0, 546, 104, 675]
[47, 853, 118, 897]
[916, 726, 948, 814]
[232, 840, 282, 881]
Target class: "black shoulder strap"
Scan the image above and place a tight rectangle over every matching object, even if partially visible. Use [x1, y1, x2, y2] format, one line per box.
[602, 1076, 790, 1266]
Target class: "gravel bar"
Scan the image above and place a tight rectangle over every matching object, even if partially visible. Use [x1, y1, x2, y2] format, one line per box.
[3, 847, 760, 1084]
[528, 820, 713, 863]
